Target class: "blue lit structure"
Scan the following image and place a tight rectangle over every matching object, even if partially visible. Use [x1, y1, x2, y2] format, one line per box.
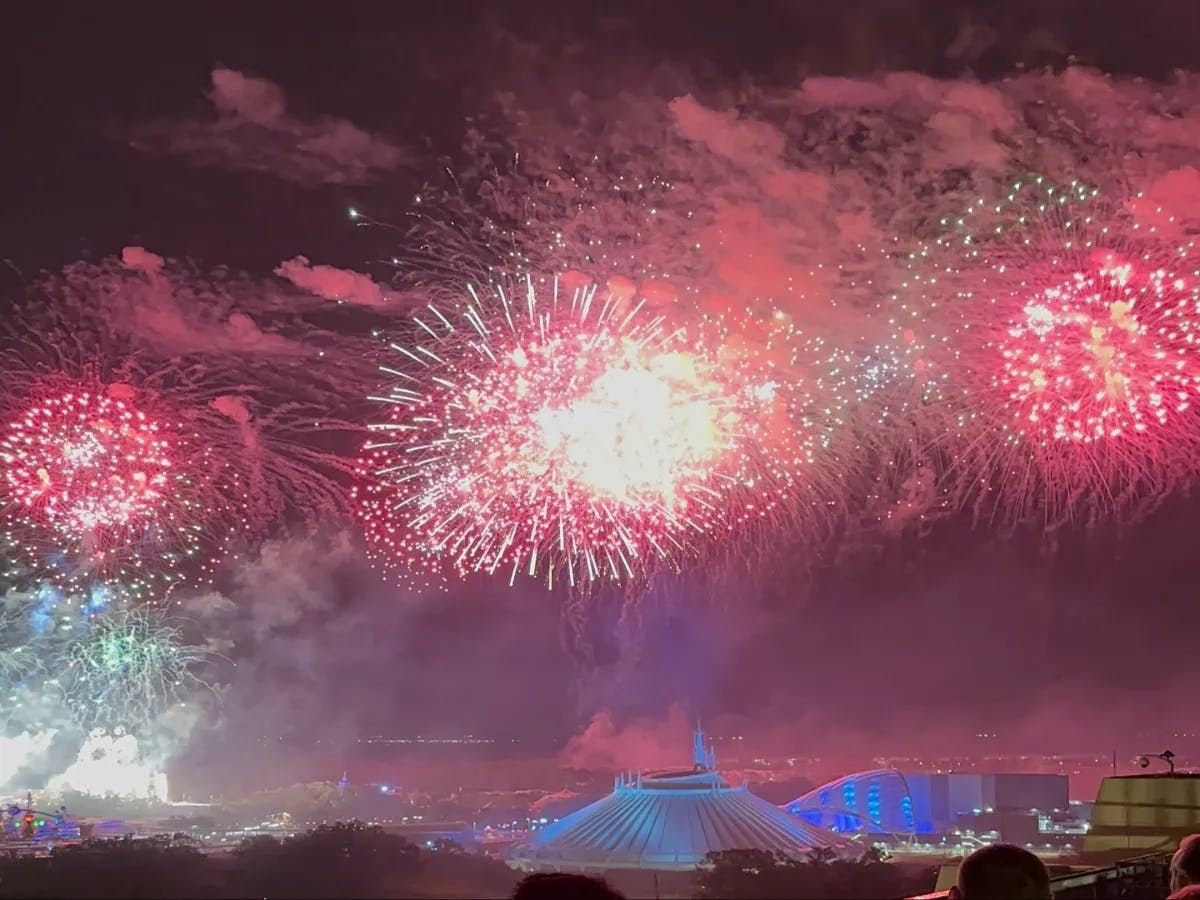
[787, 769, 920, 836]
[787, 770, 1069, 838]
[511, 727, 846, 872]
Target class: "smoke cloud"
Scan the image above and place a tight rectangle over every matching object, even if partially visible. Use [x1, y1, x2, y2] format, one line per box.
[57, 252, 306, 357]
[561, 705, 692, 772]
[274, 256, 392, 308]
[126, 67, 406, 186]
[172, 533, 574, 794]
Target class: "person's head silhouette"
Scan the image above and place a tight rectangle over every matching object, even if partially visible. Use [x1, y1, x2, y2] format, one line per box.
[1171, 835, 1200, 895]
[512, 872, 625, 900]
[948, 844, 1051, 900]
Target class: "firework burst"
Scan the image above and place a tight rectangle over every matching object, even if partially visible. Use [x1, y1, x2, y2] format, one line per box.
[0, 268, 378, 597]
[58, 608, 212, 734]
[0, 595, 39, 685]
[357, 276, 850, 587]
[0, 381, 228, 601]
[997, 258, 1200, 442]
[0, 579, 127, 740]
[903, 177, 1200, 527]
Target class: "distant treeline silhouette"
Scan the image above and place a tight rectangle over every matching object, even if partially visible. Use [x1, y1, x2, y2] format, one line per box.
[0, 822, 517, 899]
[0, 823, 941, 899]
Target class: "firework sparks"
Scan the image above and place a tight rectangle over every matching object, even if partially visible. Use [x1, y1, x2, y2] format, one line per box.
[4, 391, 172, 544]
[996, 256, 1200, 444]
[0, 384, 222, 600]
[363, 151, 710, 306]
[58, 608, 211, 734]
[357, 276, 848, 587]
[899, 177, 1200, 527]
[0, 269, 380, 598]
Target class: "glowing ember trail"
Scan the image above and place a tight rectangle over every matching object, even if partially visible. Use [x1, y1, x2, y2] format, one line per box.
[356, 276, 836, 587]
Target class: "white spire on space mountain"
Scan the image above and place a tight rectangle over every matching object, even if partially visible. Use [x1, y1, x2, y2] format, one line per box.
[693, 721, 716, 771]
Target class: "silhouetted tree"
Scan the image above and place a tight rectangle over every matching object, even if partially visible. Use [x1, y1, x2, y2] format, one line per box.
[421, 842, 518, 897]
[808, 846, 838, 865]
[696, 849, 801, 898]
[0, 835, 218, 899]
[0, 822, 517, 899]
[227, 821, 422, 899]
[696, 847, 937, 899]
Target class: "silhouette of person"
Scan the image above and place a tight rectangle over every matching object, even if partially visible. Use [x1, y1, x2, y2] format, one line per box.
[512, 872, 625, 900]
[1168, 886, 1200, 900]
[948, 844, 1052, 900]
[1171, 835, 1200, 896]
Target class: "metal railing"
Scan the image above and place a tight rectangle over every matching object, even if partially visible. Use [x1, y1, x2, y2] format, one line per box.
[907, 851, 1172, 899]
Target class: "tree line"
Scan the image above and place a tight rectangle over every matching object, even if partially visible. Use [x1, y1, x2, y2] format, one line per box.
[0, 823, 518, 899]
[0, 824, 942, 899]
[696, 847, 939, 899]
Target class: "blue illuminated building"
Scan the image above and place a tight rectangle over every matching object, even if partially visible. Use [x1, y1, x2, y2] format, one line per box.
[511, 727, 847, 872]
[787, 770, 1069, 839]
[788, 769, 921, 835]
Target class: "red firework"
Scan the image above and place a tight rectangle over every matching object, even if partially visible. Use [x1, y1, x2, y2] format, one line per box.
[918, 178, 1200, 526]
[0, 382, 227, 599]
[4, 391, 171, 541]
[998, 255, 1200, 445]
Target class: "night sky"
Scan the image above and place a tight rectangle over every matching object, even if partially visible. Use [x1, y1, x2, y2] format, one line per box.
[5, 1, 1200, 786]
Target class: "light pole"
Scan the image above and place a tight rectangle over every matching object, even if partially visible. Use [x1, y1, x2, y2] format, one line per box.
[1136, 750, 1176, 774]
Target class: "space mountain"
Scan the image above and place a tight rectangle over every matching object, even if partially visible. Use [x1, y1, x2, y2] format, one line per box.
[510, 727, 848, 872]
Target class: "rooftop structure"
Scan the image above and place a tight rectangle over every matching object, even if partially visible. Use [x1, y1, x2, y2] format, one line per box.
[1083, 773, 1200, 857]
[510, 726, 846, 872]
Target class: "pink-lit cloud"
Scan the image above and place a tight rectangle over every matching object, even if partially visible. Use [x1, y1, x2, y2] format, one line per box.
[126, 67, 405, 186]
[120, 245, 165, 275]
[105, 382, 137, 402]
[561, 705, 692, 772]
[1127, 167, 1200, 230]
[211, 394, 253, 425]
[58, 250, 307, 358]
[702, 204, 834, 301]
[485, 65, 1200, 328]
[274, 256, 391, 308]
[670, 95, 786, 168]
[128, 286, 301, 358]
[210, 67, 286, 126]
[664, 96, 848, 308]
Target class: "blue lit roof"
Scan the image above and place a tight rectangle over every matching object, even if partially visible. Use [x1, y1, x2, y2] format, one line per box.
[511, 729, 847, 872]
[786, 768, 923, 836]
